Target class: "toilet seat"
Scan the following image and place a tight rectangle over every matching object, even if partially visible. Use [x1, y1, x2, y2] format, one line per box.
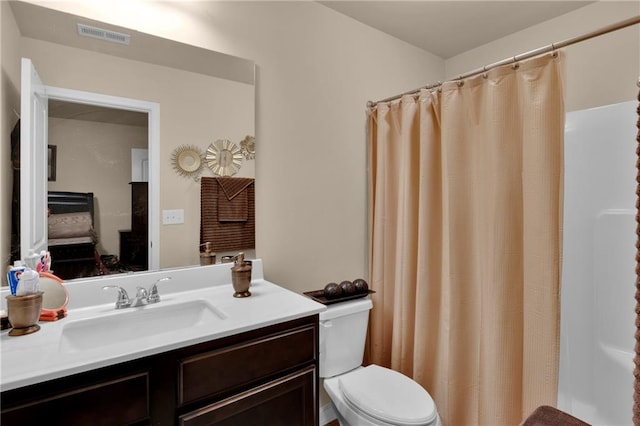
[338, 364, 437, 426]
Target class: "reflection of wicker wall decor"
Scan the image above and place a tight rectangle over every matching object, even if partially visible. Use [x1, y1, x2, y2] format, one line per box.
[200, 177, 255, 252]
[240, 135, 255, 160]
[170, 145, 204, 180]
[205, 139, 243, 176]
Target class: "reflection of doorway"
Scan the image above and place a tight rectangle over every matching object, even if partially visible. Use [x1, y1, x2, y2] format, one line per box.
[131, 148, 149, 182]
[48, 100, 149, 276]
[20, 58, 160, 275]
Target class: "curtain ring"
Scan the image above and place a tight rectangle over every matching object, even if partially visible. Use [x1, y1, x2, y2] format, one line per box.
[550, 43, 558, 58]
[482, 66, 488, 79]
[457, 79, 464, 87]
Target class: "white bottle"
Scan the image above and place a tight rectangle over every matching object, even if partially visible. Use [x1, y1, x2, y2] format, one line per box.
[16, 268, 40, 296]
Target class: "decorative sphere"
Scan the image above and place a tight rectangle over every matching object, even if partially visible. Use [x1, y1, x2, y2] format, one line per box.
[352, 278, 369, 294]
[339, 280, 356, 296]
[324, 282, 342, 299]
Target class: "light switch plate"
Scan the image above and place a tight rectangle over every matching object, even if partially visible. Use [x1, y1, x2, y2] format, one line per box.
[163, 209, 184, 225]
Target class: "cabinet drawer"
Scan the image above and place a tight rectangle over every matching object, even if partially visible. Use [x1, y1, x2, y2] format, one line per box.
[179, 324, 316, 405]
[1, 372, 149, 426]
[179, 366, 316, 426]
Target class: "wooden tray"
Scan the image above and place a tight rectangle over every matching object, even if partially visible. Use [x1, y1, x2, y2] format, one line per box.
[303, 289, 375, 305]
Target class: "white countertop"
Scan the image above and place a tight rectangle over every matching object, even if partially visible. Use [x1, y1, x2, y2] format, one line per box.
[0, 260, 325, 392]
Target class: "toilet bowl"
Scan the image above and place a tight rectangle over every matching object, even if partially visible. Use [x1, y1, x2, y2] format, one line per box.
[324, 365, 441, 426]
[319, 298, 441, 426]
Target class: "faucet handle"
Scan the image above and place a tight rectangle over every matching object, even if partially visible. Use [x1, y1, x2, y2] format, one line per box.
[102, 285, 131, 309]
[135, 287, 148, 299]
[148, 277, 171, 304]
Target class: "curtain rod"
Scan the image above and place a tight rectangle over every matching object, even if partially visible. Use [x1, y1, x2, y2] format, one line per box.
[368, 15, 640, 107]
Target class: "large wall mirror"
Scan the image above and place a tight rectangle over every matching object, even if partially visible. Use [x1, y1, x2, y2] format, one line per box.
[7, 1, 256, 280]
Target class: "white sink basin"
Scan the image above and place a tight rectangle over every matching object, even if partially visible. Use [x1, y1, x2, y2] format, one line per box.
[60, 300, 227, 352]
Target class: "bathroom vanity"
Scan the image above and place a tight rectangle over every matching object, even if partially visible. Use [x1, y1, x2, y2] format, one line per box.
[0, 260, 325, 425]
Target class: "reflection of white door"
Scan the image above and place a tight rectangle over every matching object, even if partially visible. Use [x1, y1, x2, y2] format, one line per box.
[132, 148, 149, 182]
[20, 58, 48, 260]
[19, 57, 160, 270]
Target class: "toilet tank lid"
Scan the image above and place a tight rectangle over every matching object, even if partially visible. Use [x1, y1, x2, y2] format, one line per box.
[318, 297, 373, 320]
[339, 364, 437, 426]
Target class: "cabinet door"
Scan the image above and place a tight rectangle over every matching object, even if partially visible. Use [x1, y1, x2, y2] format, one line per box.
[178, 324, 316, 405]
[1, 372, 150, 426]
[179, 366, 316, 426]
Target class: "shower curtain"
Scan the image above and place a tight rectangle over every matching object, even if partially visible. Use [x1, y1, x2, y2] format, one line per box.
[366, 53, 565, 425]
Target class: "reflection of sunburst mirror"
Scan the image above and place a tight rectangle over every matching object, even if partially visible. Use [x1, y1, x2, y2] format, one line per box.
[206, 139, 243, 176]
[171, 145, 204, 179]
[240, 135, 255, 160]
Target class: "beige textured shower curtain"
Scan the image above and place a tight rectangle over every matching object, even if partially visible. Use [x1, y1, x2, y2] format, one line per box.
[367, 53, 565, 425]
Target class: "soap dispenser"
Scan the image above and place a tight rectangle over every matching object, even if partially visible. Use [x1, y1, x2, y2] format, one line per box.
[231, 252, 252, 298]
[199, 242, 216, 265]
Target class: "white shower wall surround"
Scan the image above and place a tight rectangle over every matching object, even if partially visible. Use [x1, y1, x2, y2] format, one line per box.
[559, 100, 637, 425]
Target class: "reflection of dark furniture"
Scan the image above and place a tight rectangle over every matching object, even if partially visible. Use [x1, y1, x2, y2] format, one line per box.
[10, 119, 20, 263]
[119, 182, 148, 270]
[47, 191, 101, 279]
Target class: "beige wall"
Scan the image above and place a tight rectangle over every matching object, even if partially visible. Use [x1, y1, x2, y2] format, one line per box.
[17, 1, 445, 292]
[48, 117, 147, 256]
[207, 3, 445, 292]
[445, 1, 640, 112]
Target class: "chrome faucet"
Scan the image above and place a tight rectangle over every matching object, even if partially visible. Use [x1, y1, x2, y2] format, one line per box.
[102, 285, 131, 309]
[103, 277, 172, 309]
[131, 287, 149, 307]
[147, 277, 171, 304]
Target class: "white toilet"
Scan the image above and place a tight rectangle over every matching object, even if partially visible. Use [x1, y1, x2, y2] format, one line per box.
[320, 298, 442, 426]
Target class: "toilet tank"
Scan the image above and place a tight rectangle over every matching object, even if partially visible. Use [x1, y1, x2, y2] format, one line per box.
[319, 297, 373, 378]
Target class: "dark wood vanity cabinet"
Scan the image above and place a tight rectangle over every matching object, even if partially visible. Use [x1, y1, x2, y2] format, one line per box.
[0, 370, 151, 425]
[179, 367, 316, 426]
[0, 315, 319, 426]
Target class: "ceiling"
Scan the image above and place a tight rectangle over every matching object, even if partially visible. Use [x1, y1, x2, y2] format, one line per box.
[319, 1, 593, 58]
[49, 100, 148, 127]
[11, 1, 254, 126]
[10, 1, 255, 85]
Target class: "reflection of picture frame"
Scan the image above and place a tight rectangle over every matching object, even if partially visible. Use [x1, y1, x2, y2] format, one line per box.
[48, 145, 57, 182]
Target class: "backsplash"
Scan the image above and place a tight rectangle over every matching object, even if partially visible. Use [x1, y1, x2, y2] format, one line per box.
[1, 260, 263, 311]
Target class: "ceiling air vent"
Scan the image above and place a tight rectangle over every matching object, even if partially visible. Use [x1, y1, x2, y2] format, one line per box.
[77, 23, 130, 45]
